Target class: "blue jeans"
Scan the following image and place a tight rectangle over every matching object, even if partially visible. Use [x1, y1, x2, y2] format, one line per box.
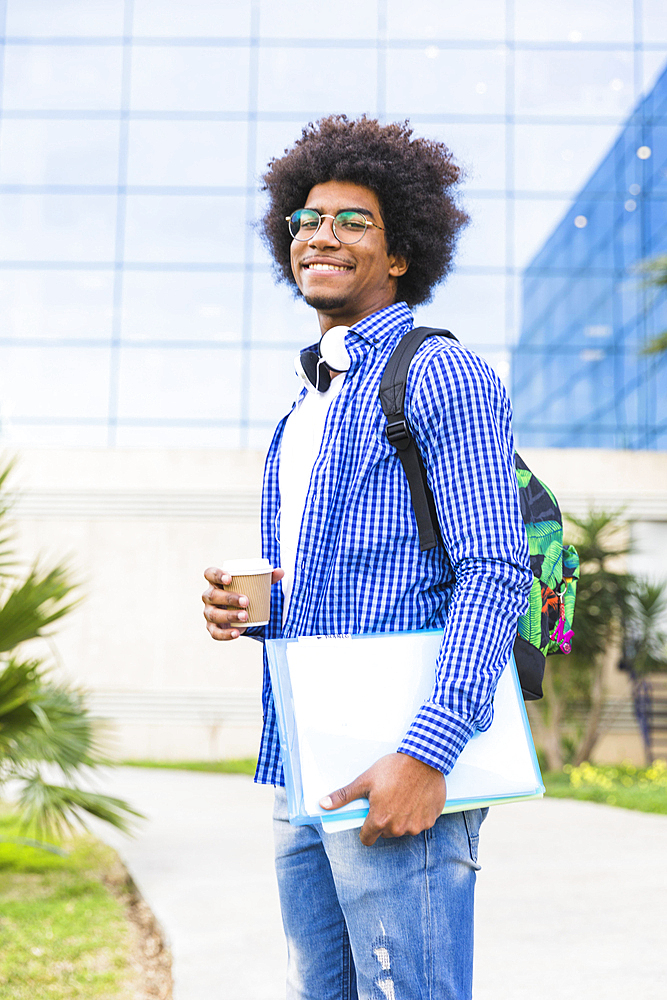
[273, 789, 486, 1000]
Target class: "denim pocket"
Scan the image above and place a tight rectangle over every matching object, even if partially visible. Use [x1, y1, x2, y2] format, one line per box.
[462, 808, 486, 868]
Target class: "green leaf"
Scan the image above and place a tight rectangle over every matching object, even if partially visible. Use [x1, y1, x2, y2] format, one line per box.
[0, 660, 108, 773]
[0, 455, 140, 842]
[15, 775, 145, 840]
[0, 456, 18, 578]
[0, 563, 80, 653]
[641, 330, 667, 356]
[636, 254, 667, 355]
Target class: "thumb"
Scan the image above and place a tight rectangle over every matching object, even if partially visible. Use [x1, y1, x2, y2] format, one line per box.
[319, 775, 368, 811]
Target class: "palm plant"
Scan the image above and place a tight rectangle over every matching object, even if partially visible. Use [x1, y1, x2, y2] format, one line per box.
[0, 458, 141, 841]
[624, 580, 667, 677]
[528, 509, 633, 769]
[622, 579, 667, 764]
[638, 253, 667, 356]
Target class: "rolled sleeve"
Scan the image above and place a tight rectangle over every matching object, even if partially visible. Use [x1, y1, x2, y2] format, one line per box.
[402, 343, 533, 770]
[398, 702, 476, 774]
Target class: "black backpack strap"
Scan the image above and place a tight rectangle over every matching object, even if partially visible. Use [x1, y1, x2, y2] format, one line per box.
[379, 326, 458, 552]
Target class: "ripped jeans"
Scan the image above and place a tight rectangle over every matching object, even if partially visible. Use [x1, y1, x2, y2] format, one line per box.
[273, 788, 486, 1000]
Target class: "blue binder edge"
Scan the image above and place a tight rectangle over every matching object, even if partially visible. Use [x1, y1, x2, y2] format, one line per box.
[266, 630, 545, 828]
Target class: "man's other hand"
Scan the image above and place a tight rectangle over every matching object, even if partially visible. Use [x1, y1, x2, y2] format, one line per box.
[202, 566, 284, 640]
[319, 752, 447, 846]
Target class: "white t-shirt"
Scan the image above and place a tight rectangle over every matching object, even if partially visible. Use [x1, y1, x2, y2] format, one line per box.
[278, 373, 346, 622]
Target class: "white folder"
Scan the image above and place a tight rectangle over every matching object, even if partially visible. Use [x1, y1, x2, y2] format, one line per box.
[266, 630, 544, 833]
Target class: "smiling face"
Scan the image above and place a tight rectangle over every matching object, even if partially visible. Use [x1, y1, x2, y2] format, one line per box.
[289, 180, 408, 332]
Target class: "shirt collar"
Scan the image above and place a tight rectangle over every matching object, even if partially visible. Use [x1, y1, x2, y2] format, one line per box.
[349, 301, 413, 346]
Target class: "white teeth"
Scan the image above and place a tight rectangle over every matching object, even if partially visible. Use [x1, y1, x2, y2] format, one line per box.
[305, 263, 350, 271]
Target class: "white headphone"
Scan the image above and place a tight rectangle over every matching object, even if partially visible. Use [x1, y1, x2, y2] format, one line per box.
[294, 326, 351, 392]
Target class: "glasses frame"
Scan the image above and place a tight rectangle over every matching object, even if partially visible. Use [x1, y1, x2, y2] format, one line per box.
[286, 209, 385, 245]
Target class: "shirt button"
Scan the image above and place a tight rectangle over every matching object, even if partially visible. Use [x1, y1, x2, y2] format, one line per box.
[301, 560, 305, 570]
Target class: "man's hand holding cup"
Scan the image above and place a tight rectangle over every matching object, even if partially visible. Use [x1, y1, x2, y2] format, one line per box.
[203, 558, 283, 641]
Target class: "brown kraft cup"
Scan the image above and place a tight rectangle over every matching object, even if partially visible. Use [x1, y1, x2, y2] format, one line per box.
[221, 558, 273, 626]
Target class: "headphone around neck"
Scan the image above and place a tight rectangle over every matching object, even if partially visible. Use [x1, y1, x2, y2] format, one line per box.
[294, 325, 351, 393]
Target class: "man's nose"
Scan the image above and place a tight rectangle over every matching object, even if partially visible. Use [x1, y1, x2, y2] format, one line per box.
[309, 215, 340, 248]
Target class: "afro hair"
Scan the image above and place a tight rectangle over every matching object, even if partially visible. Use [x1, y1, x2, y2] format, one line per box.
[260, 115, 469, 308]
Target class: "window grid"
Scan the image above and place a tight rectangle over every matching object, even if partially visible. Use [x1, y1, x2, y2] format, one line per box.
[0, 0, 665, 449]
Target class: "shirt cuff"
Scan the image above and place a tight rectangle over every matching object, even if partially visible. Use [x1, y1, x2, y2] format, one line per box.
[397, 701, 477, 775]
[242, 625, 265, 642]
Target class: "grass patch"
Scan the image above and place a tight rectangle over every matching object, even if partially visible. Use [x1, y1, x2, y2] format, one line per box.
[121, 757, 667, 815]
[121, 758, 257, 776]
[0, 809, 144, 999]
[543, 760, 667, 814]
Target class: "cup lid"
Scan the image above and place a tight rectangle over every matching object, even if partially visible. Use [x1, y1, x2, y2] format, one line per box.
[221, 557, 272, 575]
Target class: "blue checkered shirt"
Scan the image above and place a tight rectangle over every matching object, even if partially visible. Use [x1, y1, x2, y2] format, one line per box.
[250, 301, 532, 786]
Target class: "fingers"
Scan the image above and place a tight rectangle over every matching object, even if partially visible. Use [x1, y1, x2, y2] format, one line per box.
[321, 755, 448, 845]
[359, 816, 383, 847]
[202, 569, 248, 610]
[318, 779, 383, 846]
[205, 620, 248, 641]
[202, 566, 249, 641]
[202, 565, 284, 642]
[202, 601, 249, 639]
[319, 774, 368, 812]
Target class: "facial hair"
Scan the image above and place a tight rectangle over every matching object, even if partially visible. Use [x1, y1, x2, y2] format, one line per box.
[303, 292, 348, 311]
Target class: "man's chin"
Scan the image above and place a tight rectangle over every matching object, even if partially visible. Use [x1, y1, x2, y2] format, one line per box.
[303, 292, 348, 312]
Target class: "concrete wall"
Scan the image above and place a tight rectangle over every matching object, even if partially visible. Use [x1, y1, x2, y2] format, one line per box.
[6, 447, 667, 764]
[8, 448, 267, 760]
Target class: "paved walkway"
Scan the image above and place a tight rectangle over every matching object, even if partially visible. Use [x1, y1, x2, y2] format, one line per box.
[92, 767, 667, 1000]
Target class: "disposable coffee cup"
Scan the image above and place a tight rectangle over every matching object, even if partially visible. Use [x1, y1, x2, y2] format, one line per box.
[221, 558, 273, 627]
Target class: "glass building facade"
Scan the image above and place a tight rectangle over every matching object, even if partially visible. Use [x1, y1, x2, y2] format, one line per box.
[1, 0, 666, 450]
[512, 61, 667, 449]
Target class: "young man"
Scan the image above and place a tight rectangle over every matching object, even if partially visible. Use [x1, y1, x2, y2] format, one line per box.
[203, 115, 532, 1000]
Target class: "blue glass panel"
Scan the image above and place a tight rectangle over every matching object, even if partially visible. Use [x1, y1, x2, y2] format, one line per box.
[413, 274, 508, 349]
[411, 122, 506, 192]
[116, 346, 243, 420]
[5, 0, 124, 35]
[260, 0, 377, 38]
[0, 119, 120, 185]
[247, 425, 278, 450]
[643, 1, 667, 44]
[114, 425, 243, 448]
[126, 121, 248, 187]
[515, 51, 634, 118]
[251, 272, 314, 346]
[130, 46, 250, 112]
[132, 0, 252, 36]
[121, 271, 244, 342]
[3, 45, 123, 111]
[514, 199, 572, 270]
[0, 194, 117, 261]
[255, 120, 312, 182]
[257, 46, 377, 114]
[515, 0, 633, 42]
[386, 47, 505, 116]
[456, 198, 506, 268]
[645, 127, 667, 194]
[0, 270, 114, 339]
[386, 0, 505, 40]
[513, 124, 620, 194]
[0, 345, 111, 419]
[642, 53, 667, 102]
[247, 346, 302, 426]
[123, 195, 247, 263]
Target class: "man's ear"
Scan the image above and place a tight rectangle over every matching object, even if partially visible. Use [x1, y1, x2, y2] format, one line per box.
[388, 254, 409, 278]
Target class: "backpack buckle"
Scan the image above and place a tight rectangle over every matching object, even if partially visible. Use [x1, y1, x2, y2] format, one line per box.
[385, 419, 412, 450]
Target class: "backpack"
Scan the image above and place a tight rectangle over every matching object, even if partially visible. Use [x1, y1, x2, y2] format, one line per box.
[379, 326, 580, 701]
